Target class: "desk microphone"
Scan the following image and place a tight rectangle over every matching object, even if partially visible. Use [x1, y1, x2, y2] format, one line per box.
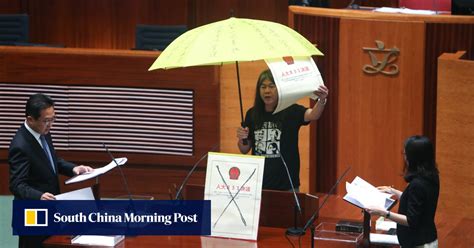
[302, 166, 351, 248]
[103, 143, 133, 201]
[174, 144, 219, 200]
[346, 0, 359, 9]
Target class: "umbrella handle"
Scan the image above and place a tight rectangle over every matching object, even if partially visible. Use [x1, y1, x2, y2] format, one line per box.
[241, 122, 248, 146]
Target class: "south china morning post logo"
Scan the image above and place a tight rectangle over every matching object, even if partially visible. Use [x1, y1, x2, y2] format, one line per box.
[13, 200, 211, 235]
[52, 211, 197, 226]
[24, 209, 48, 227]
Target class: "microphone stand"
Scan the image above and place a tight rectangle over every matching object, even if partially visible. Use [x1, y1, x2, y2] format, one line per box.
[103, 143, 132, 201]
[274, 146, 304, 236]
[103, 143, 134, 236]
[175, 145, 218, 200]
[301, 167, 351, 247]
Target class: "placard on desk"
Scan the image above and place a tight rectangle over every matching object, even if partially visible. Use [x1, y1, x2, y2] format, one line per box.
[314, 222, 363, 247]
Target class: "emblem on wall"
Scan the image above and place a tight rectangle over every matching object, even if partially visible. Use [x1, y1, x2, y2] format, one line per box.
[362, 40, 400, 75]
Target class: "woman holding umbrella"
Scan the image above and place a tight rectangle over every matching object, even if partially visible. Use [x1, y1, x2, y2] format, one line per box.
[236, 69, 328, 191]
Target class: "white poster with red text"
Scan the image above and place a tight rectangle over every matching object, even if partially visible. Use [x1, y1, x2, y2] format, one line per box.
[204, 152, 265, 240]
[265, 56, 324, 114]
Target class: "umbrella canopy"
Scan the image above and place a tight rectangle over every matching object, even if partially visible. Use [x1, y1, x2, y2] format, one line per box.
[148, 17, 323, 70]
[148, 17, 324, 141]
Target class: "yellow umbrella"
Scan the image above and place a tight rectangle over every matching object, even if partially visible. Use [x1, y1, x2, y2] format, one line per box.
[149, 17, 322, 69]
[148, 17, 323, 132]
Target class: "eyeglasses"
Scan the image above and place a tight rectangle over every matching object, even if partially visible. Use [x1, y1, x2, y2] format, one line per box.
[41, 117, 56, 125]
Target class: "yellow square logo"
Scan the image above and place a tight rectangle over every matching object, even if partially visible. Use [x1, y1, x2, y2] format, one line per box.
[24, 209, 48, 227]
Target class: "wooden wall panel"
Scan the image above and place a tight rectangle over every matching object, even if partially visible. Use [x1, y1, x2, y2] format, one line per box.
[0, 0, 292, 49]
[0, 47, 219, 166]
[423, 23, 474, 147]
[290, 6, 474, 195]
[0, 0, 22, 13]
[188, 0, 288, 28]
[337, 19, 425, 193]
[436, 51, 474, 217]
[219, 62, 265, 157]
[22, 0, 187, 49]
[291, 14, 339, 193]
[188, 0, 238, 28]
[60, 167, 207, 199]
[237, 1, 288, 25]
[0, 46, 219, 197]
[1, 161, 207, 199]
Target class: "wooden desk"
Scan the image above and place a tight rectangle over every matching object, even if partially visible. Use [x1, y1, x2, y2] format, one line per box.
[44, 227, 314, 248]
[43, 194, 365, 248]
[43, 194, 474, 247]
[183, 184, 320, 228]
[44, 223, 367, 248]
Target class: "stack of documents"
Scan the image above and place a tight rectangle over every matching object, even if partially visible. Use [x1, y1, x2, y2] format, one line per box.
[370, 233, 399, 245]
[376, 216, 397, 231]
[72, 235, 124, 246]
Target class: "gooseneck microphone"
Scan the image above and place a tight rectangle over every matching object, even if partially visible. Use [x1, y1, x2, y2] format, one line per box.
[303, 166, 351, 248]
[103, 143, 133, 201]
[274, 145, 304, 236]
[174, 144, 219, 200]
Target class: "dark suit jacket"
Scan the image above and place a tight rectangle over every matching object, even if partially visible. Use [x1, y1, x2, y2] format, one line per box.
[397, 176, 439, 247]
[9, 124, 76, 200]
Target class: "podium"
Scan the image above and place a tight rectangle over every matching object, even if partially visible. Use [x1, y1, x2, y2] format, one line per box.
[183, 184, 319, 228]
[436, 51, 474, 217]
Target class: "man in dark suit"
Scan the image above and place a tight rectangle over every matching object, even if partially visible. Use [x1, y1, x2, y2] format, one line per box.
[9, 93, 93, 247]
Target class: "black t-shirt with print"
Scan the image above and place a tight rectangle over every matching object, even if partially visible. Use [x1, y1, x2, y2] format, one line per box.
[244, 104, 309, 190]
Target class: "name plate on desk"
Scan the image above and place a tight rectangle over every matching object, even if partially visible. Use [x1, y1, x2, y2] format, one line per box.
[204, 152, 265, 240]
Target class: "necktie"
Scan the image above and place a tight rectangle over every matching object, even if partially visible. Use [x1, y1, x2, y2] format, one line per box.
[40, 135, 56, 174]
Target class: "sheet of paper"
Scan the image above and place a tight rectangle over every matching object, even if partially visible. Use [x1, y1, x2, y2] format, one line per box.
[370, 233, 399, 245]
[265, 56, 324, 114]
[65, 157, 127, 184]
[351, 176, 392, 198]
[204, 152, 265, 240]
[55, 187, 95, 200]
[374, 7, 436, 15]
